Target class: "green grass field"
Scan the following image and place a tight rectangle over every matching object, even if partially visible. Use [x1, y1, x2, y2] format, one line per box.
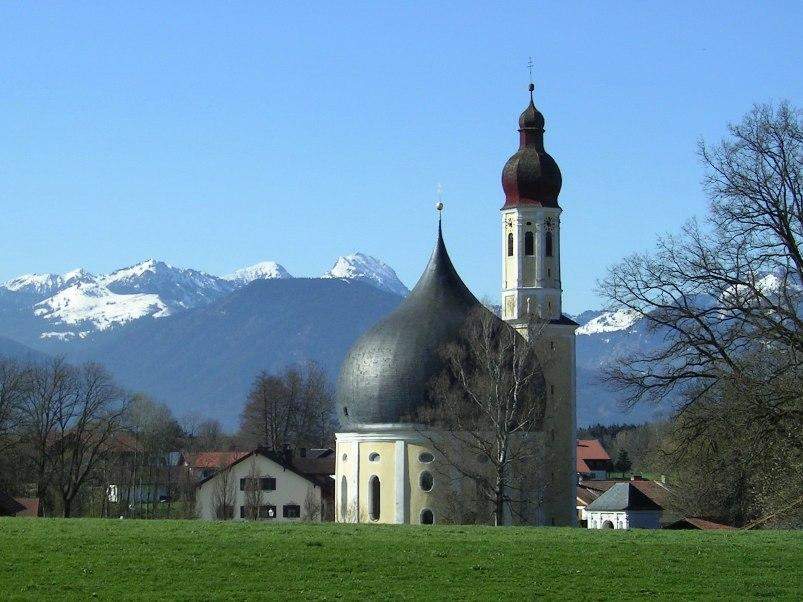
[0, 518, 800, 600]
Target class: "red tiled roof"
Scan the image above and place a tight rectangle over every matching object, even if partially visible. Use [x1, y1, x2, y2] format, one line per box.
[191, 451, 248, 469]
[576, 439, 610, 472]
[13, 497, 40, 517]
[666, 516, 734, 530]
[577, 479, 671, 510]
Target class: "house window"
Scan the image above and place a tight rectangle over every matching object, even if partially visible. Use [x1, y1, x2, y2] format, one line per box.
[524, 231, 534, 255]
[283, 504, 301, 518]
[419, 471, 433, 492]
[369, 475, 380, 521]
[241, 477, 276, 491]
[369, 452, 380, 462]
[258, 505, 276, 519]
[507, 233, 514, 257]
[418, 452, 434, 463]
[545, 232, 553, 257]
[217, 504, 233, 520]
[340, 475, 348, 519]
[420, 509, 434, 525]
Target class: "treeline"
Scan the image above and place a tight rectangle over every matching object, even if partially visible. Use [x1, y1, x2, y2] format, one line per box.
[596, 102, 802, 528]
[0, 356, 335, 518]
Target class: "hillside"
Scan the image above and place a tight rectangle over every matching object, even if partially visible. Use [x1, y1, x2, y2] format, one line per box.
[72, 278, 403, 424]
[0, 519, 798, 600]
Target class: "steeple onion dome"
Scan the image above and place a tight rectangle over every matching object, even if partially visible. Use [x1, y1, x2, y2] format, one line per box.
[501, 83, 562, 209]
[336, 223, 518, 429]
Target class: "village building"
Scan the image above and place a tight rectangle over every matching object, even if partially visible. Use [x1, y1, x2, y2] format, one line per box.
[334, 86, 577, 526]
[577, 438, 613, 480]
[195, 448, 334, 521]
[577, 476, 673, 527]
[584, 482, 663, 529]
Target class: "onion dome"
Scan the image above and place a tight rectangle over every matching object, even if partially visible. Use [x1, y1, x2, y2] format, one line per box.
[501, 83, 562, 209]
[336, 223, 502, 429]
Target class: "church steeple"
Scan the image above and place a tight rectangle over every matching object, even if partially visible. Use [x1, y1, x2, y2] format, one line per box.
[501, 84, 563, 325]
[501, 84, 562, 210]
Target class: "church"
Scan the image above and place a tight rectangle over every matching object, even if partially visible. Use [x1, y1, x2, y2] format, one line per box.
[334, 85, 577, 526]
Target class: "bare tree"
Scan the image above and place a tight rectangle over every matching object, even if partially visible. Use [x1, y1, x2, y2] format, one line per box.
[598, 102, 802, 525]
[412, 307, 547, 526]
[0, 358, 30, 452]
[211, 460, 236, 520]
[302, 487, 321, 522]
[239, 362, 333, 450]
[242, 456, 264, 520]
[49, 363, 130, 517]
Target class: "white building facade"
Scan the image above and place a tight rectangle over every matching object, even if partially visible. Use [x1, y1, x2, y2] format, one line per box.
[196, 450, 331, 522]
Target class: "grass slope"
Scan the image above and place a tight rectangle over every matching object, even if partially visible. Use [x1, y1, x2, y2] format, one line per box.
[0, 519, 800, 600]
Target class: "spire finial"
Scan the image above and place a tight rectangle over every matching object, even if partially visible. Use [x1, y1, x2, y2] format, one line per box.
[435, 183, 444, 229]
[527, 57, 534, 100]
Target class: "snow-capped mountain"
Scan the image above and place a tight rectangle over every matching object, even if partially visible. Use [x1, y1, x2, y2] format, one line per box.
[0, 254, 407, 343]
[322, 253, 409, 297]
[576, 308, 640, 335]
[3, 268, 93, 297]
[225, 261, 292, 285]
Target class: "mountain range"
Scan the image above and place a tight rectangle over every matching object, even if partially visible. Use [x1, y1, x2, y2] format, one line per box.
[0, 254, 669, 428]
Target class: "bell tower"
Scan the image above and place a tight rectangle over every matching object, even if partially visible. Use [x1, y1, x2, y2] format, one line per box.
[500, 81, 577, 526]
[501, 82, 564, 326]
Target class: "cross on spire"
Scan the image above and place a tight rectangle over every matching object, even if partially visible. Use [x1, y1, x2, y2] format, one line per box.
[527, 57, 535, 99]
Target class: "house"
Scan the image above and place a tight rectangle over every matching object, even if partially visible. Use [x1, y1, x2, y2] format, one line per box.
[0, 490, 25, 516]
[196, 448, 335, 521]
[577, 439, 612, 480]
[577, 477, 673, 527]
[664, 517, 734, 530]
[585, 482, 662, 529]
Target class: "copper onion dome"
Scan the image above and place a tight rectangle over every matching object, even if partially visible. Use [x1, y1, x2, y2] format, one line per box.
[501, 83, 562, 209]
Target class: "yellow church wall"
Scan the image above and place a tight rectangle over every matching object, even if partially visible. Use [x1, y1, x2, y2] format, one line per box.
[358, 441, 397, 524]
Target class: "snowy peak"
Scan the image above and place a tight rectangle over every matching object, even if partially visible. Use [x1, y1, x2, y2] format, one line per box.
[322, 253, 408, 297]
[576, 308, 641, 335]
[3, 268, 92, 296]
[225, 261, 293, 285]
[34, 281, 169, 332]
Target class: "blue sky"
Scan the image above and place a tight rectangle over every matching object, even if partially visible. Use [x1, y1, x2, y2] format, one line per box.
[1, 3, 800, 313]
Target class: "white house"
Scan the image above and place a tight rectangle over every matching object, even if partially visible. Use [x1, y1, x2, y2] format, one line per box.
[585, 482, 662, 529]
[196, 448, 334, 521]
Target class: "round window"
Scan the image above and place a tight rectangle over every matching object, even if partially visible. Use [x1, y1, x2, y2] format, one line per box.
[418, 452, 434, 463]
[420, 471, 433, 492]
[342, 453, 347, 462]
[369, 452, 380, 462]
[420, 508, 434, 525]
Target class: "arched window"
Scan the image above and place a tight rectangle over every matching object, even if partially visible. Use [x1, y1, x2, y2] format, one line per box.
[420, 471, 433, 492]
[368, 452, 380, 462]
[340, 476, 348, 520]
[420, 509, 434, 525]
[545, 231, 553, 257]
[507, 233, 514, 257]
[524, 231, 534, 255]
[369, 475, 380, 521]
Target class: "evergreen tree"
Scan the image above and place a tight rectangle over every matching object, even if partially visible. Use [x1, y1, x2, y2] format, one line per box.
[615, 449, 632, 474]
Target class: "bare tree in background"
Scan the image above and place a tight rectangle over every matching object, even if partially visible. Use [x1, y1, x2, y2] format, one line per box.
[211, 460, 235, 520]
[239, 362, 334, 450]
[413, 307, 547, 526]
[242, 456, 264, 520]
[0, 359, 30, 453]
[49, 363, 130, 517]
[302, 487, 322, 522]
[599, 102, 802, 525]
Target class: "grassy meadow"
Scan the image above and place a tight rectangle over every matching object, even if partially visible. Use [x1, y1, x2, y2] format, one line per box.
[0, 518, 800, 600]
